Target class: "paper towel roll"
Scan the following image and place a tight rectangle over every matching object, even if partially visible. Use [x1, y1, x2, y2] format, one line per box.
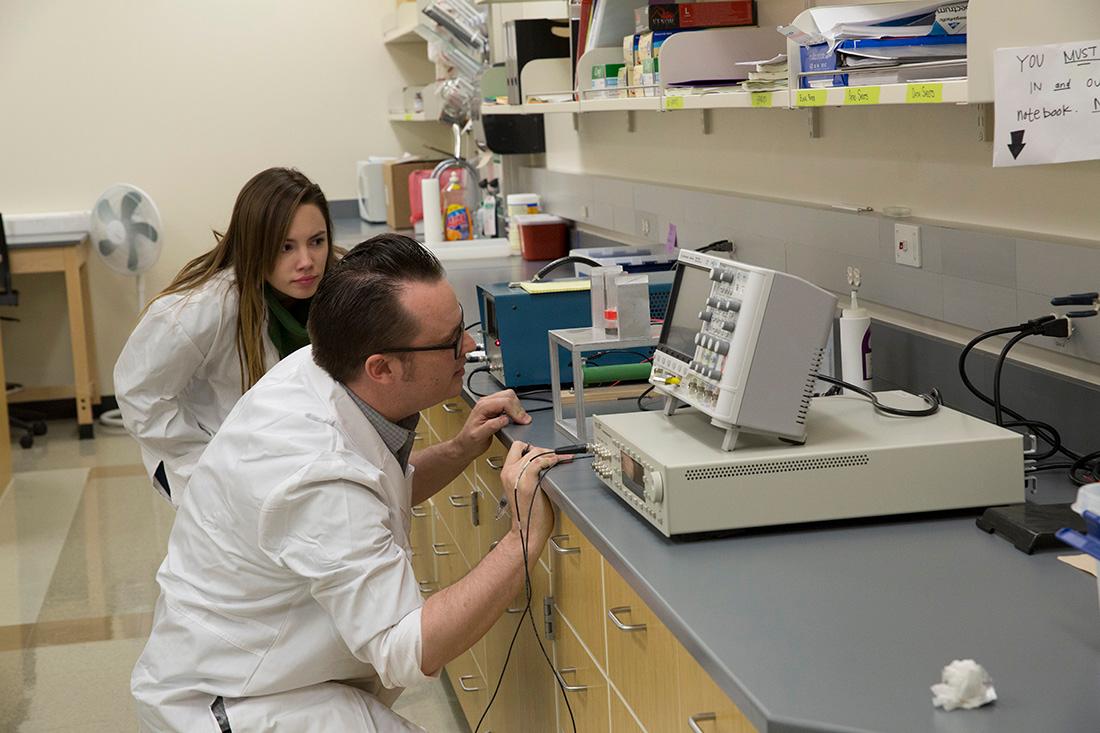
[421, 177, 443, 245]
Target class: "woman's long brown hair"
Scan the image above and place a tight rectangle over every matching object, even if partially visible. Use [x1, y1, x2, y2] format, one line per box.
[152, 167, 336, 390]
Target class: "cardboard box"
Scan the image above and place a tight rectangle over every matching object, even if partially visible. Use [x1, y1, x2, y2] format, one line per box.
[637, 1, 756, 33]
[383, 159, 444, 229]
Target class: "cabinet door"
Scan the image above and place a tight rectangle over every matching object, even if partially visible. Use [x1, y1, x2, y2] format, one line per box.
[555, 617, 610, 733]
[409, 499, 436, 594]
[603, 561, 679, 733]
[476, 438, 507, 502]
[550, 510, 607, 669]
[424, 402, 446, 440]
[477, 503, 522, 733]
[609, 689, 645, 733]
[430, 513, 465, 588]
[441, 472, 482, 567]
[675, 644, 756, 733]
[440, 398, 471, 468]
[449, 647, 489, 730]
[510, 562, 558, 733]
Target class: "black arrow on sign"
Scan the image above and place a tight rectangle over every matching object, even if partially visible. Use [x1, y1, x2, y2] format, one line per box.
[1008, 129, 1027, 160]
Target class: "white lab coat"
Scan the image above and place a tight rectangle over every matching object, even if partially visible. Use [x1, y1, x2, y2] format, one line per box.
[131, 347, 431, 733]
[114, 269, 279, 504]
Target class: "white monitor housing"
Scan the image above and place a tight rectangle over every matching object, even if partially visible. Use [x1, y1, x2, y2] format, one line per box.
[650, 250, 837, 449]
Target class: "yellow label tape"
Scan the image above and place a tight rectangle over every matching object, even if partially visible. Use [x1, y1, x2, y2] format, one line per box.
[664, 96, 685, 110]
[750, 92, 773, 108]
[906, 83, 944, 104]
[796, 90, 827, 107]
[844, 86, 881, 105]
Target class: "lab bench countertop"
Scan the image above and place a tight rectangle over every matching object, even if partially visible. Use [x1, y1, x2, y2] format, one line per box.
[442, 263, 1100, 733]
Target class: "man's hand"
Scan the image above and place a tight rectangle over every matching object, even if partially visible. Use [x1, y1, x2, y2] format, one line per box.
[452, 390, 531, 459]
[500, 440, 561, 549]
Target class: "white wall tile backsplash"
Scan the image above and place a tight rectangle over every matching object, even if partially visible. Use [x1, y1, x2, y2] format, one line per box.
[520, 166, 1100, 367]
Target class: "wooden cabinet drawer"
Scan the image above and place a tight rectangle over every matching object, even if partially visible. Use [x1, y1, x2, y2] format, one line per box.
[555, 617, 610, 733]
[609, 689, 645, 733]
[676, 644, 756, 733]
[409, 500, 435, 593]
[475, 437, 507, 501]
[439, 473, 482, 566]
[550, 510, 607, 670]
[424, 403, 446, 439]
[603, 561, 679, 733]
[430, 511, 467, 588]
[513, 561, 557, 733]
[448, 647, 488, 730]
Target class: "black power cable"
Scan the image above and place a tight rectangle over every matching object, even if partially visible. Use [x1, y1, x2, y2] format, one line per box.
[475, 452, 583, 733]
[812, 373, 941, 417]
[958, 321, 1078, 462]
[992, 331, 1037, 427]
[465, 365, 554, 404]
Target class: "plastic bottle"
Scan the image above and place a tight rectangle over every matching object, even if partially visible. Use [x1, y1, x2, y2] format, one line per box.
[839, 288, 872, 392]
[442, 172, 470, 241]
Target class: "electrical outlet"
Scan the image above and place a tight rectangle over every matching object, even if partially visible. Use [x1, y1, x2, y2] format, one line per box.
[894, 223, 921, 268]
[640, 218, 651, 236]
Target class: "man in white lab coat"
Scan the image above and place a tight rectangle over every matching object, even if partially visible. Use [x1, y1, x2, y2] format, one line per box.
[132, 234, 563, 732]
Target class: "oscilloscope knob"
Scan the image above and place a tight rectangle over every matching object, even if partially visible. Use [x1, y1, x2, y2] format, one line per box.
[645, 471, 664, 504]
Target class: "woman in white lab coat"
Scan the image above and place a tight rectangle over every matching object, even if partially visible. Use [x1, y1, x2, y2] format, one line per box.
[114, 167, 336, 504]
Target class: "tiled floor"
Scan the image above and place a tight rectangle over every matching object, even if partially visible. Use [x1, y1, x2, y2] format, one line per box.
[1, 421, 468, 732]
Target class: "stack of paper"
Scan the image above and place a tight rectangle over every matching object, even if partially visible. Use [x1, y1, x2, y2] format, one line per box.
[736, 53, 788, 92]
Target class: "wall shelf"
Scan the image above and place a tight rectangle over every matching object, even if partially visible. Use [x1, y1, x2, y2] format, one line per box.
[482, 100, 580, 115]
[791, 79, 969, 108]
[664, 89, 790, 110]
[382, 3, 425, 45]
[388, 111, 436, 122]
[383, 24, 424, 44]
[482, 79, 967, 116]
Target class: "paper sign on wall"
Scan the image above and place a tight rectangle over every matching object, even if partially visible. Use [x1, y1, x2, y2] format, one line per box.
[994, 39, 1100, 167]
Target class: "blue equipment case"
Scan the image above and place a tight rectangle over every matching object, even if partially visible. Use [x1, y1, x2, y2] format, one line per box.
[477, 275, 673, 388]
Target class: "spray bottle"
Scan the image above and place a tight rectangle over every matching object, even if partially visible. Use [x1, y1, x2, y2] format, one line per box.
[839, 266, 872, 392]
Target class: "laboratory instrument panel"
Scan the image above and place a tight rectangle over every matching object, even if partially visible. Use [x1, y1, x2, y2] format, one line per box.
[591, 394, 1025, 537]
[477, 275, 672, 388]
[650, 250, 836, 447]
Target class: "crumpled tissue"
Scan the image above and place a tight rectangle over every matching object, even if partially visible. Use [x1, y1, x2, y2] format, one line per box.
[931, 659, 997, 711]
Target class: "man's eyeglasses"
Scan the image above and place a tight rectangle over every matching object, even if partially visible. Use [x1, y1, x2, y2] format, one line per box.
[379, 306, 466, 360]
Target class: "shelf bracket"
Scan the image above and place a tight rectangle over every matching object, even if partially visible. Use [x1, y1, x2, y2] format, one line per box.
[572, 112, 579, 131]
[626, 110, 636, 133]
[700, 109, 713, 135]
[806, 107, 821, 138]
[976, 103, 993, 142]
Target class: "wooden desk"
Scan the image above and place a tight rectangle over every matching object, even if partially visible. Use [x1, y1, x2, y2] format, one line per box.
[0, 325, 10, 495]
[7, 234, 101, 438]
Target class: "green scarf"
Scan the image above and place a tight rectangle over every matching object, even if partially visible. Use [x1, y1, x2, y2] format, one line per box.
[263, 284, 312, 359]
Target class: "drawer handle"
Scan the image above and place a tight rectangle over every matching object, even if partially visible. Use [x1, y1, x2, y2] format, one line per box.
[485, 456, 504, 471]
[418, 581, 437, 593]
[505, 605, 525, 614]
[458, 674, 482, 692]
[556, 667, 588, 692]
[549, 534, 580, 555]
[448, 494, 471, 508]
[431, 543, 452, 556]
[411, 506, 428, 518]
[489, 540, 500, 550]
[688, 712, 717, 733]
[442, 403, 462, 414]
[607, 606, 647, 632]
[413, 434, 424, 442]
